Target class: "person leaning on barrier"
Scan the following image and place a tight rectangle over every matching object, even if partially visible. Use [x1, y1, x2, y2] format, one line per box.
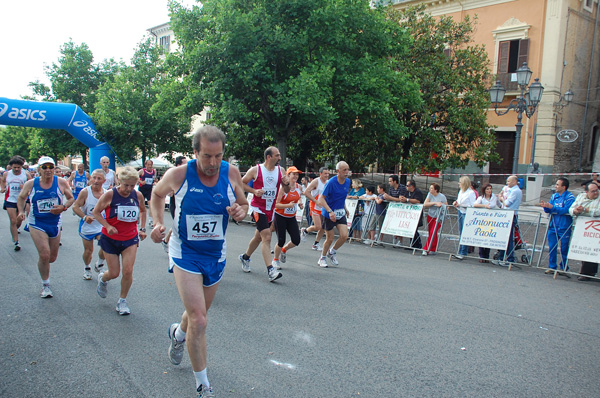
[473, 183, 499, 262]
[347, 179, 365, 241]
[373, 184, 388, 245]
[580, 172, 598, 189]
[384, 175, 408, 246]
[568, 182, 600, 281]
[493, 175, 522, 266]
[402, 180, 424, 249]
[422, 183, 447, 256]
[540, 178, 575, 275]
[359, 185, 377, 245]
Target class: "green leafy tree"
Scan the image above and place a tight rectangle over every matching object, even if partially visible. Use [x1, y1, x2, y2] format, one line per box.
[389, 5, 498, 173]
[0, 126, 33, 166]
[168, 0, 421, 169]
[94, 39, 191, 164]
[27, 40, 119, 165]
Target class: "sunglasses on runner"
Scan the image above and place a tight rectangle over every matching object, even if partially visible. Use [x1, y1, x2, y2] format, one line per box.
[40, 164, 55, 170]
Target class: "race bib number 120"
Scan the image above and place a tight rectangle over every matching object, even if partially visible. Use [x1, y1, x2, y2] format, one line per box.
[186, 214, 224, 240]
[117, 205, 139, 222]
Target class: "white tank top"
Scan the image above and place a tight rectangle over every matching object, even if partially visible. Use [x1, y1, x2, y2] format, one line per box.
[5, 170, 28, 203]
[102, 169, 115, 190]
[312, 177, 326, 211]
[80, 186, 106, 235]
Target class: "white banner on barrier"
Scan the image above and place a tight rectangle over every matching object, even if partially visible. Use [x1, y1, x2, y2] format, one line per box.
[246, 193, 254, 216]
[345, 199, 358, 228]
[459, 208, 514, 250]
[380, 203, 422, 238]
[567, 217, 600, 262]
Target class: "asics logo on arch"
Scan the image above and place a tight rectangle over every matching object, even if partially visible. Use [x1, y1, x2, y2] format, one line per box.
[73, 120, 88, 127]
[72, 119, 100, 139]
[0, 103, 46, 121]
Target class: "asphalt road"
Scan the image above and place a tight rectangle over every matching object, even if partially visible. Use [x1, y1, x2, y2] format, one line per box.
[1, 208, 599, 398]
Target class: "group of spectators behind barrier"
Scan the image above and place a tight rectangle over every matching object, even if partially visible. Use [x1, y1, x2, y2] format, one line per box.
[238, 171, 599, 280]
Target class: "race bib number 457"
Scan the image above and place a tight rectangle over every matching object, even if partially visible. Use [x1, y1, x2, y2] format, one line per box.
[186, 214, 224, 240]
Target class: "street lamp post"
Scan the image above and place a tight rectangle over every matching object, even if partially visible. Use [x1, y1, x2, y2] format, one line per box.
[489, 62, 545, 174]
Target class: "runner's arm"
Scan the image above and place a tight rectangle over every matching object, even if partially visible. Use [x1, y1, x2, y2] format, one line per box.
[72, 189, 88, 219]
[16, 180, 34, 219]
[228, 166, 249, 222]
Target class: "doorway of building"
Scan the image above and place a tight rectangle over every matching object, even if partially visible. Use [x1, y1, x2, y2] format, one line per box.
[489, 130, 515, 183]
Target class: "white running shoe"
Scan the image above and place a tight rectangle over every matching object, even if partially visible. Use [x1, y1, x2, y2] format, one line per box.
[422, 251, 428, 256]
[240, 254, 251, 273]
[363, 239, 372, 245]
[272, 259, 282, 270]
[116, 299, 131, 315]
[14, 242, 21, 252]
[83, 268, 93, 280]
[97, 273, 108, 298]
[40, 284, 53, 298]
[300, 227, 307, 242]
[327, 250, 339, 266]
[318, 256, 328, 268]
[197, 384, 215, 397]
[168, 323, 185, 365]
[268, 267, 282, 282]
[280, 251, 287, 263]
[311, 243, 322, 251]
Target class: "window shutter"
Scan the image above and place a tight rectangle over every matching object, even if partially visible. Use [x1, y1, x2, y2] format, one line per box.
[498, 41, 510, 73]
[517, 39, 529, 68]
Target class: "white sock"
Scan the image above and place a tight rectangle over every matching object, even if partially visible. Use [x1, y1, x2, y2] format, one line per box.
[194, 369, 209, 389]
[329, 248, 336, 255]
[96, 257, 105, 265]
[174, 325, 186, 342]
[42, 279, 50, 285]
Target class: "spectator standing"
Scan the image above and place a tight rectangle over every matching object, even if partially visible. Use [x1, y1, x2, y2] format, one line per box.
[422, 183, 447, 255]
[373, 184, 388, 245]
[540, 178, 575, 274]
[383, 174, 408, 246]
[473, 183, 499, 262]
[399, 180, 424, 249]
[568, 182, 600, 281]
[452, 176, 477, 260]
[494, 175, 523, 266]
[359, 186, 377, 245]
[347, 179, 365, 241]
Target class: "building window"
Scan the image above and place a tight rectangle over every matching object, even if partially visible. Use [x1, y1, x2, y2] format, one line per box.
[497, 39, 529, 73]
[159, 35, 171, 53]
[583, 0, 595, 13]
[590, 124, 599, 162]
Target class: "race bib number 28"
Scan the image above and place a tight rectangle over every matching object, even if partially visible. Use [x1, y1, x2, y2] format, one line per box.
[186, 214, 224, 240]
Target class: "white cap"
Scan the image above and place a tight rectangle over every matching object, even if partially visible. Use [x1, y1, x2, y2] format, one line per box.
[38, 156, 55, 166]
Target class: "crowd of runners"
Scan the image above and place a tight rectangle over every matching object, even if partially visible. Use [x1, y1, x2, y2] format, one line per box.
[3, 125, 599, 398]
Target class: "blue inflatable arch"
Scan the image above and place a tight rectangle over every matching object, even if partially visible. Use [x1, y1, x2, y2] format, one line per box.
[0, 97, 115, 172]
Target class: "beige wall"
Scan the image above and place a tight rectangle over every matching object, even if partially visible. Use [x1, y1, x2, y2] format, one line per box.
[394, 0, 600, 173]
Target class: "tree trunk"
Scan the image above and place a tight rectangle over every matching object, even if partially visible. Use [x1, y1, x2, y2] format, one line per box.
[276, 135, 287, 169]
